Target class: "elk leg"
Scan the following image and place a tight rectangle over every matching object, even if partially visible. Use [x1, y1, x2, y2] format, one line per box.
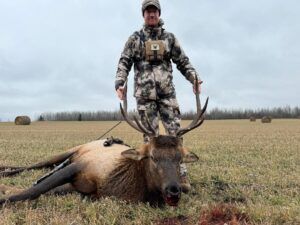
[0, 163, 82, 206]
[0, 149, 78, 177]
[0, 168, 27, 177]
[47, 183, 76, 195]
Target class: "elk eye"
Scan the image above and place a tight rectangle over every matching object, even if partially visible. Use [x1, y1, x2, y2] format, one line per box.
[151, 156, 158, 163]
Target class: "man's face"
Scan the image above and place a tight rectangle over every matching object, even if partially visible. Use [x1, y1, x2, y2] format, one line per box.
[143, 6, 160, 27]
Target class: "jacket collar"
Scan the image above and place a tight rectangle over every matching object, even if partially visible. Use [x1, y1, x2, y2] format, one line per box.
[142, 19, 164, 40]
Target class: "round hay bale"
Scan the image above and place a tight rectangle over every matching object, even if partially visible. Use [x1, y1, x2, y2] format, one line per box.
[261, 116, 272, 123]
[15, 116, 31, 125]
[249, 116, 256, 122]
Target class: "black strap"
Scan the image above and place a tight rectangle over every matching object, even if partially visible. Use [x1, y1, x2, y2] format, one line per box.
[103, 136, 130, 147]
[33, 158, 71, 186]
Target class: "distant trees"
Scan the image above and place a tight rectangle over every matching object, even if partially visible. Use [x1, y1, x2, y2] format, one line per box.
[38, 106, 300, 121]
[38, 115, 45, 121]
[185, 106, 300, 120]
[39, 111, 124, 121]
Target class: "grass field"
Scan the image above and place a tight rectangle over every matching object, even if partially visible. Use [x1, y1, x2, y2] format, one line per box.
[0, 119, 299, 224]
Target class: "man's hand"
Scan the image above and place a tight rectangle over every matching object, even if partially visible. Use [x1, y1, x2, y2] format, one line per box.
[116, 86, 125, 100]
[193, 80, 203, 94]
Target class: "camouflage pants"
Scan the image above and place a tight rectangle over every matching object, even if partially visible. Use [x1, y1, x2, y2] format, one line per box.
[136, 96, 181, 143]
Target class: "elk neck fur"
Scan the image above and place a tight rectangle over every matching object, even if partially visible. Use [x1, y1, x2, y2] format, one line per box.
[96, 144, 164, 204]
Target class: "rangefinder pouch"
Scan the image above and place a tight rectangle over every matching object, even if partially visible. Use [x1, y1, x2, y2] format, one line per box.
[145, 40, 165, 63]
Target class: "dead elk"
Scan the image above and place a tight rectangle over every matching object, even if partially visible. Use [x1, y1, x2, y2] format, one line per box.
[0, 86, 208, 207]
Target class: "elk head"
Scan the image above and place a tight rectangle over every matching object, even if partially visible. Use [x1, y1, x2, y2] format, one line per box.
[121, 135, 199, 206]
[120, 78, 209, 206]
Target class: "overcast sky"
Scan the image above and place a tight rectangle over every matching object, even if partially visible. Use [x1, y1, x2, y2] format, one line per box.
[0, 0, 299, 121]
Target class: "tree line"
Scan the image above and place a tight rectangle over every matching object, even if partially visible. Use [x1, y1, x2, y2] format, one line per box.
[38, 106, 300, 121]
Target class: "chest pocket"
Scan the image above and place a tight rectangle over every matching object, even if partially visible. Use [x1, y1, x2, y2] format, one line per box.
[145, 40, 165, 63]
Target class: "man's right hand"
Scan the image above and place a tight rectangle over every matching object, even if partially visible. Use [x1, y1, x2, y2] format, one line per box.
[116, 87, 125, 100]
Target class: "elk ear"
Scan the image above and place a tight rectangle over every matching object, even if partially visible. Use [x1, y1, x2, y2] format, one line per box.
[121, 149, 147, 161]
[182, 152, 199, 163]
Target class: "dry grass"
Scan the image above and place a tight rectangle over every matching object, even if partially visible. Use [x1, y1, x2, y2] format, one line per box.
[0, 120, 299, 224]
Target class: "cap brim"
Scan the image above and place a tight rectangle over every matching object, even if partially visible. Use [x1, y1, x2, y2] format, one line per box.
[144, 3, 160, 10]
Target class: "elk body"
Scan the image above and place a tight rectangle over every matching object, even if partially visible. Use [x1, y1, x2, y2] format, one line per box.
[1, 136, 200, 207]
[0, 81, 208, 207]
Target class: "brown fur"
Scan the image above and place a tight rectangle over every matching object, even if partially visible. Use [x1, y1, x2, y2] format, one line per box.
[98, 157, 148, 202]
[96, 144, 166, 206]
[150, 136, 182, 157]
[151, 136, 180, 148]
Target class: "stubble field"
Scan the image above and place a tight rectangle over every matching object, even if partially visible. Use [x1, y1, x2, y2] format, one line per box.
[0, 119, 299, 225]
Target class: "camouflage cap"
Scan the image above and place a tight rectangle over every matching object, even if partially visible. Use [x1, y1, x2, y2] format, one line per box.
[142, 0, 161, 16]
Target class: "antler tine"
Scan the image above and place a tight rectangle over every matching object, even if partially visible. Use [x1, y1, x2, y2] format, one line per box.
[176, 97, 209, 137]
[120, 81, 156, 136]
[119, 80, 145, 133]
[176, 76, 202, 136]
[120, 103, 144, 133]
[177, 117, 205, 137]
[189, 76, 202, 127]
[133, 116, 155, 136]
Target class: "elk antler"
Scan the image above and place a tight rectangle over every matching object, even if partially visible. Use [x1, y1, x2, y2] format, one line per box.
[176, 77, 209, 137]
[119, 81, 156, 136]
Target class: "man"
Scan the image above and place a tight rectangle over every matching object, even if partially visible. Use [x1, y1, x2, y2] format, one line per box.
[115, 0, 202, 192]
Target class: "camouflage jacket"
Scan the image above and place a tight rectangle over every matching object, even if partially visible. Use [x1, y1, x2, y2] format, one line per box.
[115, 19, 199, 100]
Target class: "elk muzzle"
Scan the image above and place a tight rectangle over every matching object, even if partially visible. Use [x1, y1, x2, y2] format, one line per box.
[162, 181, 181, 206]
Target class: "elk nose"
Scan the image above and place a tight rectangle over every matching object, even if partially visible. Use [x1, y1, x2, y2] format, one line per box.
[165, 182, 181, 197]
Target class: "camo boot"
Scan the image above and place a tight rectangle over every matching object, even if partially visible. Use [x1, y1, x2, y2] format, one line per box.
[180, 163, 191, 193]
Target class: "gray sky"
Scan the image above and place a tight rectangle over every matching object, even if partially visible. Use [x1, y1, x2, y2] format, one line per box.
[0, 0, 299, 121]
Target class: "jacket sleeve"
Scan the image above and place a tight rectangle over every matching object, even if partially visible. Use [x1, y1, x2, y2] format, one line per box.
[170, 34, 200, 84]
[115, 35, 136, 90]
